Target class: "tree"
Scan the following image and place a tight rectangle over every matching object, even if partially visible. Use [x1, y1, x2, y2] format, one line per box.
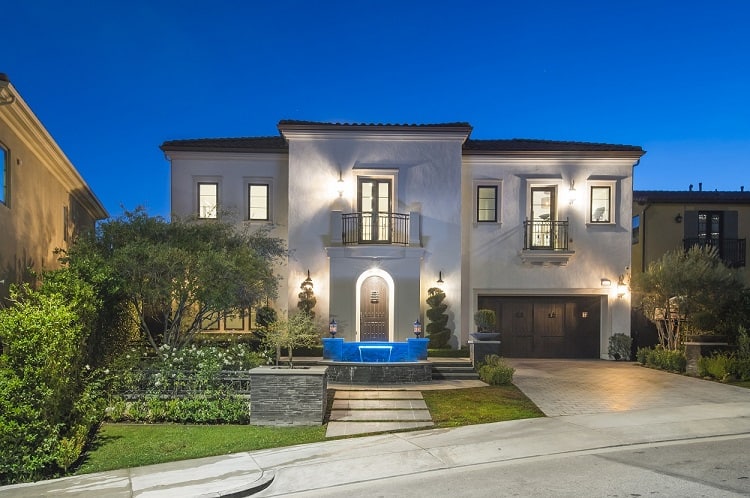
[633, 245, 744, 349]
[263, 312, 321, 368]
[75, 208, 285, 355]
[426, 287, 451, 348]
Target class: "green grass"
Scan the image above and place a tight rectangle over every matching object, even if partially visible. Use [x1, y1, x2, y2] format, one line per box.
[729, 380, 750, 389]
[75, 423, 327, 475]
[75, 385, 543, 475]
[423, 385, 544, 427]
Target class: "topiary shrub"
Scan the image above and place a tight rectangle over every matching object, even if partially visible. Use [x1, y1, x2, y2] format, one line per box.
[608, 333, 633, 360]
[478, 355, 515, 385]
[426, 287, 451, 349]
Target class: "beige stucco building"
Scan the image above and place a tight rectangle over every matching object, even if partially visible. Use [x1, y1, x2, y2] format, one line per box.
[0, 74, 107, 297]
[164, 121, 644, 358]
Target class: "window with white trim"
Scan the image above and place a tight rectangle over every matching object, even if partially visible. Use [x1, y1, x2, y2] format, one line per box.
[197, 182, 218, 219]
[587, 181, 616, 224]
[477, 186, 498, 222]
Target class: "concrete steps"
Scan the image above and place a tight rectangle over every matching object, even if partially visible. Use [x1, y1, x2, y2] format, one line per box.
[430, 359, 479, 381]
[326, 390, 434, 437]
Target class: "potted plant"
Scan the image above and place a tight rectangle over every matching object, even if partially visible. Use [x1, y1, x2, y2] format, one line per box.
[471, 309, 500, 341]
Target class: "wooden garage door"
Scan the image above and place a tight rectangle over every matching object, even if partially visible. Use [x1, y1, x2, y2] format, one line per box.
[477, 296, 600, 358]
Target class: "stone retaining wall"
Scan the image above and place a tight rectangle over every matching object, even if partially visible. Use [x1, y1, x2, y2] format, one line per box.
[324, 362, 432, 384]
[249, 366, 328, 426]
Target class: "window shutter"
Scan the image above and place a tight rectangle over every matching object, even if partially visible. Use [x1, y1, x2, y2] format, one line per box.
[683, 211, 699, 239]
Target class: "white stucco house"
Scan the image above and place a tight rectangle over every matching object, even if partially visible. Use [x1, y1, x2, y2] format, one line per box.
[163, 120, 644, 359]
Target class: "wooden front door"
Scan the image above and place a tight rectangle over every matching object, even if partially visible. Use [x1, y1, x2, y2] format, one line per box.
[360, 276, 389, 341]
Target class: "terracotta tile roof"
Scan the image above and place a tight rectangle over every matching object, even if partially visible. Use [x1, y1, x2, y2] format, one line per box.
[634, 190, 750, 204]
[160, 136, 288, 152]
[464, 138, 644, 153]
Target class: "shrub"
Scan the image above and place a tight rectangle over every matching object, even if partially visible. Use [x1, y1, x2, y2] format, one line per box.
[697, 353, 735, 381]
[636, 347, 650, 365]
[608, 333, 633, 360]
[104, 392, 249, 424]
[644, 346, 686, 372]
[478, 355, 515, 385]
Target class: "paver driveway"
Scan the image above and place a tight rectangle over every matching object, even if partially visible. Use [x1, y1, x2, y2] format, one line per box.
[508, 359, 750, 416]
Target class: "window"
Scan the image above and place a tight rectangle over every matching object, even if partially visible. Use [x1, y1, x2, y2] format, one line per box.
[197, 183, 218, 219]
[590, 186, 611, 223]
[248, 184, 269, 221]
[224, 310, 245, 331]
[201, 311, 220, 331]
[632, 215, 640, 244]
[1, 143, 8, 205]
[358, 178, 392, 242]
[477, 186, 497, 222]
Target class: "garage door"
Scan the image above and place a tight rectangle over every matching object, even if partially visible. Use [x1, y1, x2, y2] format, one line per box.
[477, 296, 601, 358]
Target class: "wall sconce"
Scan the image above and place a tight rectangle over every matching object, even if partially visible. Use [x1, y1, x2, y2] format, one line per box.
[413, 319, 422, 338]
[437, 271, 444, 284]
[328, 318, 337, 337]
[675, 213, 683, 223]
[617, 274, 627, 298]
[337, 171, 345, 197]
[568, 180, 577, 205]
[600, 278, 612, 287]
[0, 74, 16, 106]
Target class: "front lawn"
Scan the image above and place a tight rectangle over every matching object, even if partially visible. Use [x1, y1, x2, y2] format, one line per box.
[76, 384, 544, 475]
[423, 385, 544, 427]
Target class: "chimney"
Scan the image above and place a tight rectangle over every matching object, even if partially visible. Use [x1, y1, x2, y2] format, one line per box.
[689, 184, 693, 191]
[699, 182, 703, 191]
[742, 186, 745, 192]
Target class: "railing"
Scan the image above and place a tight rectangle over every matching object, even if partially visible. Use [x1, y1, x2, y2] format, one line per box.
[342, 212, 410, 245]
[683, 238, 746, 268]
[523, 219, 569, 250]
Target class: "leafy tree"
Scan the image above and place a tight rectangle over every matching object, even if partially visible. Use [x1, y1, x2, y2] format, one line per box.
[426, 287, 451, 348]
[633, 245, 745, 349]
[76, 208, 285, 355]
[263, 312, 321, 368]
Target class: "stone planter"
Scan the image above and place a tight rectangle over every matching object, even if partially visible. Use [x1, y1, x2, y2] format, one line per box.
[469, 340, 501, 369]
[470, 332, 501, 341]
[684, 336, 730, 376]
[249, 365, 328, 426]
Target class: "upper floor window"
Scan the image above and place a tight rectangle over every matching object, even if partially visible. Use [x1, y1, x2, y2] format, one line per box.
[477, 186, 498, 222]
[1, 143, 8, 206]
[197, 182, 218, 219]
[248, 184, 269, 221]
[590, 186, 611, 223]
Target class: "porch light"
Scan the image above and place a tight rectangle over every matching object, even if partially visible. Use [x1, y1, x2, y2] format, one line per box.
[568, 180, 577, 205]
[600, 278, 611, 287]
[413, 319, 422, 338]
[337, 171, 345, 197]
[617, 274, 627, 298]
[675, 213, 683, 223]
[329, 318, 337, 337]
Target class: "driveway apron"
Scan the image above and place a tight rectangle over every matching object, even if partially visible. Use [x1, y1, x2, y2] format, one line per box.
[508, 359, 750, 416]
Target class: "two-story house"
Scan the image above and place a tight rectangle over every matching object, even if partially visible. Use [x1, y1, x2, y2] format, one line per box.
[631, 186, 750, 346]
[163, 120, 644, 358]
[0, 73, 107, 297]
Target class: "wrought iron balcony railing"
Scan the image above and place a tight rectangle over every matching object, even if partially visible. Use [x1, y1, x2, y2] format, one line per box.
[342, 212, 410, 245]
[683, 238, 746, 268]
[523, 219, 570, 251]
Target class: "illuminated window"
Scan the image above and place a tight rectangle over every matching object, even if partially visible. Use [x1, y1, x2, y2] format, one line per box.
[224, 310, 245, 331]
[590, 186, 611, 223]
[197, 183, 218, 219]
[477, 186, 497, 222]
[248, 184, 269, 221]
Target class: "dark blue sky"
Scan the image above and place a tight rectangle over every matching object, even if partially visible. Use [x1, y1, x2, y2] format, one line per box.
[5, 1, 749, 217]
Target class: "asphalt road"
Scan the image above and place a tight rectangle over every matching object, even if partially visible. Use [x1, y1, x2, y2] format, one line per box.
[288, 434, 750, 497]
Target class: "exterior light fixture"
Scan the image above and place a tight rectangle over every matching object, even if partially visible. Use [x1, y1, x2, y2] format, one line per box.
[437, 271, 444, 284]
[413, 319, 422, 338]
[0, 74, 16, 106]
[337, 171, 345, 197]
[302, 269, 313, 292]
[617, 274, 627, 298]
[568, 180, 576, 205]
[328, 318, 337, 337]
[601, 278, 611, 287]
[675, 213, 683, 223]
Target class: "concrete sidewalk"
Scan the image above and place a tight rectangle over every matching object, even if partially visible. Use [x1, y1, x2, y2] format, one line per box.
[3, 362, 750, 497]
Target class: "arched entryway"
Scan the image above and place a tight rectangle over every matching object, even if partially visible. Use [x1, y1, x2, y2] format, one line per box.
[355, 269, 395, 341]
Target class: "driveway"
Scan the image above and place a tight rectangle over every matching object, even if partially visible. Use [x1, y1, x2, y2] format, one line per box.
[508, 359, 750, 416]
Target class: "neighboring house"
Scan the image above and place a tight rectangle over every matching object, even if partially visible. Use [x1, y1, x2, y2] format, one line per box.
[0, 73, 107, 297]
[631, 186, 750, 346]
[163, 120, 644, 358]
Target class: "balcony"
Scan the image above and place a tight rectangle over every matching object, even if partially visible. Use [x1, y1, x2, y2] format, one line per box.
[521, 219, 574, 266]
[683, 238, 746, 268]
[330, 211, 420, 246]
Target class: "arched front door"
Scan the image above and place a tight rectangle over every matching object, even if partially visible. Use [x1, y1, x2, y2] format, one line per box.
[360, 276, 389, 341]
